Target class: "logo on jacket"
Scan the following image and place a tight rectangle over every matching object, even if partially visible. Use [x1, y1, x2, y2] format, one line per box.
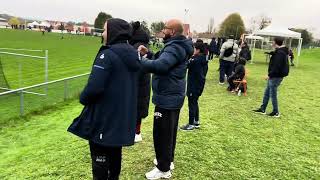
[154, 112, 162, 118]
[100, 54, 105, 59]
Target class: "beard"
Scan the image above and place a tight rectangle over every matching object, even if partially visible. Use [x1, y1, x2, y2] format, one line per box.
[163, 33, 172, 41]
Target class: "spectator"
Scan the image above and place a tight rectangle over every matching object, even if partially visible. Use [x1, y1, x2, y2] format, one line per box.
[68, 18, 140, 180]
[129, 21, 151, 143]
[253, 37, 289, 118]
[219, 35, 239, 84]
[289, 49, 295, 66]
[138, 19, 193, 180]
[209, 37, 218, 60]
[239, 42, 251, 61]
[180, 42, 208, 131]
[227, 57, 246, 92]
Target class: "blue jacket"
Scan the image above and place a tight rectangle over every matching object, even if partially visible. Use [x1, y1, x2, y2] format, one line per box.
[187, 54, 208, 97]
[68, 43, 140, 147]
[140, 35, 194, 109]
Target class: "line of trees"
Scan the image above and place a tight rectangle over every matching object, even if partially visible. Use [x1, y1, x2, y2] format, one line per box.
[92, 11, 317, 46]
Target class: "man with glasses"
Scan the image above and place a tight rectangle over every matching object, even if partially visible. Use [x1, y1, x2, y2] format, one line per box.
[138, 19, 194, 179]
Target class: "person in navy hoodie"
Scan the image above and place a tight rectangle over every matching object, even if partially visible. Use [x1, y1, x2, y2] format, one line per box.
[180, 41, 208, 131]
[68, 18, 140, 180]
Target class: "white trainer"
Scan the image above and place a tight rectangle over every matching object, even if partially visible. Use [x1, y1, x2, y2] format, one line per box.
[145, 167, 172, 180]
[134, 134, 142, 143]
[153, 158, 174, 170]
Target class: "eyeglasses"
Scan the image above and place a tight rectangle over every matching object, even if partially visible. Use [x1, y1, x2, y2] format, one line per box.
[163, 26, 173, 30]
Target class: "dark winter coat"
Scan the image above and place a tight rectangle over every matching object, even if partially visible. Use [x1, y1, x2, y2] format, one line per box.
[209, 38, 218, 53]
[130, 24, 151, 119]
[268, 46, 289, 78]
[239, 46, 251, 60]
[230, 64, 245, 80]
[140, 35, 194, 110]
[68, 18, 140, 147]
[187, 54, 208, 97]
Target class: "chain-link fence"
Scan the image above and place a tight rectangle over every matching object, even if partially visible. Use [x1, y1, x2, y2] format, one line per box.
[0, 73, 89, 121]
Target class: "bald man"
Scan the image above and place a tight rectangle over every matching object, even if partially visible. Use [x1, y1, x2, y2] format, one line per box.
[138, 19, 194, 179]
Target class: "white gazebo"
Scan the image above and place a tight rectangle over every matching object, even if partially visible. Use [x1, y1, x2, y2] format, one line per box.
[253, 25, 303, 66]
[0, 18, 9, 27]
[245, 34, 264, 64]
[39, 21, 50, 27]
[27, 21, 40, 28]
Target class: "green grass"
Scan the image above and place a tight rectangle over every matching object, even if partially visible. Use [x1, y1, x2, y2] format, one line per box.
[0, 29, 100, 88]
[1, 45, 320, 179]
[0, 29, 100, 121]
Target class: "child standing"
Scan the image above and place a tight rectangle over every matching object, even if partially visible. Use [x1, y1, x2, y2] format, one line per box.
[181, 42, 208, 131]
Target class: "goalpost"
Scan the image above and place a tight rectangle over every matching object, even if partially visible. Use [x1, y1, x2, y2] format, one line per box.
[0, 48, 48, 96]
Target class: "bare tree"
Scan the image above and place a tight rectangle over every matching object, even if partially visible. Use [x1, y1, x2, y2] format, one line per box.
[249, 14, 272, 33]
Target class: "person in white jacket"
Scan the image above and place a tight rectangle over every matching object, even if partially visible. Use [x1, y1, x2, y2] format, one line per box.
[219, 35, 239, 84]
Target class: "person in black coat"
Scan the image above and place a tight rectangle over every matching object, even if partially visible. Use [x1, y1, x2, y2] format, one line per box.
[227, 57, 246, 92]
[68, 18, 140, 180]
[180, 42, 208, 131]
[138, 19, 194, 179]
[209, 37, 218, 60]
[129, 21, 151, 143]
[253, 37, 289, 118]
[239, 42, 252, 61]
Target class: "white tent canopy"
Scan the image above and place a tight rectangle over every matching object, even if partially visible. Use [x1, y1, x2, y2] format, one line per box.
[27, 21, 40, 27]
[254, 26, 301, 39]
[252, 25, 303, 66]
[39, 21, 50, 27]
[245, 35, 264, 40]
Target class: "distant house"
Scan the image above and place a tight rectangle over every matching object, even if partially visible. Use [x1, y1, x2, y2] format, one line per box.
[0, 18, 9, 27]
[183, 24, 191, 37]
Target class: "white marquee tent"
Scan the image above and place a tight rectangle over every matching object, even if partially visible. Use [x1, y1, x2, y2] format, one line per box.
[27, 21, 40, 27]
[245, 35, 264, 64]
[253, 25, 303, 66]
[39, 21, 50, 27]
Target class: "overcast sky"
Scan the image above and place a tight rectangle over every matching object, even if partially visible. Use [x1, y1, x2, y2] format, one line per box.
[1, 0, 319, 38]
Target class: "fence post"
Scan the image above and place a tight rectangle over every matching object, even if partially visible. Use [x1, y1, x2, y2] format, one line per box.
[19, 90, 24, 116]
[64, 79, 68, 101]
[45, 50, 48, 95]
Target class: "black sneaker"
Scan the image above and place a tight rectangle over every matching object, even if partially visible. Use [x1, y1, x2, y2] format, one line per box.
[268, 112, 280, 118]
[194, 121, 200, 129]
[180, 124, 195, 131]
[253, 108, 266, 115]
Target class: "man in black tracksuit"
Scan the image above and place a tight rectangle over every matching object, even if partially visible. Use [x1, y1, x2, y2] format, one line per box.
[180, 42, 208, 131]
[254, 37, 289, 117]
[138, 19, 194, 180]
[68, 18, 140, 180]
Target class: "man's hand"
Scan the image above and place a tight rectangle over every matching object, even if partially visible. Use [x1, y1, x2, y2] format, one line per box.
[138, 45, 149, 56]
[264, 75, 269, 80]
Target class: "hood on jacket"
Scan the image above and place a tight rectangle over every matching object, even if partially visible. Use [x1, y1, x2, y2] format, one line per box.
[276, 46, 289, 55]
[164, 35, 194, 59]
[107, 18, 132, 45]
[109, 44, 140, 72]
[129, 21, 150, 47]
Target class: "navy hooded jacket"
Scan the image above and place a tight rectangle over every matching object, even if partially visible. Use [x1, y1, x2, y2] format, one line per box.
[68, 18, 140, 147]
[187, 54, 208, 97]
[140, 35, 194, 110]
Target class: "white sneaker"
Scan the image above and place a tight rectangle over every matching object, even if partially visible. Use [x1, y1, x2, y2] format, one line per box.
[153, 158, 174, 170]
[134, 134, 142, 143]
[145, 167, 172, 180]
[219, 82, 225, 85]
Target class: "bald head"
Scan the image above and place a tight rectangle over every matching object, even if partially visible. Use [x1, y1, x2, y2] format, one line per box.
[166, 19, 184, 35]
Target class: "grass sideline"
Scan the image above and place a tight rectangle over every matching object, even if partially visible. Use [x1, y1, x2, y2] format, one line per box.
[1, 46, 319, 179]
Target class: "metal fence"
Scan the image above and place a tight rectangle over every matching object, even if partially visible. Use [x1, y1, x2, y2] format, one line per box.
[0, 73, 89, 121]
